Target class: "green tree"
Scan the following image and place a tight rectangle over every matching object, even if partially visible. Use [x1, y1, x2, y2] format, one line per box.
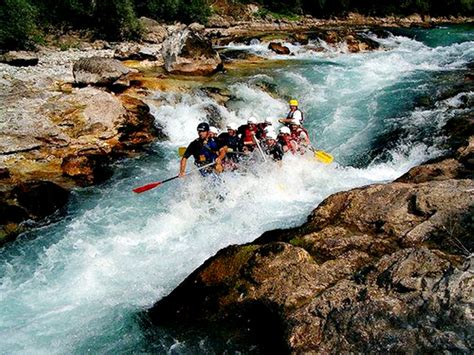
[135, 0, 211, 24]
[95, 0, 141, 40]
[0, 0, 37, 50]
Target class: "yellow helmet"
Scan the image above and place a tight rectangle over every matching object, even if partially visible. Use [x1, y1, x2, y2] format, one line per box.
[289, 99, 298, 106]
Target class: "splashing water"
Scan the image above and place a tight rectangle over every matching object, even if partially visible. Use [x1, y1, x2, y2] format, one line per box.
[0, 26, 472, 353]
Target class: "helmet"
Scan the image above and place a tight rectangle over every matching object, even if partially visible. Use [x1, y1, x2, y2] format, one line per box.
[210, 126, 219, 134]
[247, 117, 257, 124]
[264, 117, 273, 124]
[266, 131, 277, 140]
[279, 126, 291, 134]
[197, 122, 210, 132]
[226, 123, 238, 131]
[264, 126, 275, 134]
[289, 99, 298, 106]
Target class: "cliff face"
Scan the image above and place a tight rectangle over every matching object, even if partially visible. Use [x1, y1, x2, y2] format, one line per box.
[146, 114, 473, 352]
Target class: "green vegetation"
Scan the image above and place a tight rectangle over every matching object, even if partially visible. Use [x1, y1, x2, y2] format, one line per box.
[1, 0, 472, 50]
[0, 0, 37, 50]
[0, 0, 209, 50]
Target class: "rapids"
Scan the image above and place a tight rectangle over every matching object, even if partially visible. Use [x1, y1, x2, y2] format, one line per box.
[0, 25, 472, 353]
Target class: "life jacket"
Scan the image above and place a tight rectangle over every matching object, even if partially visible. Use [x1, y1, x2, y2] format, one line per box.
[263, 141, 284, 161]
[239, 125, 258, 146]
[291, 127, 310, 145]
[278, 134, 297, 153]
[195, 137, 218, 166]
[218, 132, 239, 151]
[286, 109, 304, 123]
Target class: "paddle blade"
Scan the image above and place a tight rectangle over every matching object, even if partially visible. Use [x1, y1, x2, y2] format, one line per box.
[133, 182, 162, 193]
[314, 150, 334, 164]
[178, 147, 187, 157]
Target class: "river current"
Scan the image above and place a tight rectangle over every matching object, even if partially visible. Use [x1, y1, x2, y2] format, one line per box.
[0, 25, 472, 353]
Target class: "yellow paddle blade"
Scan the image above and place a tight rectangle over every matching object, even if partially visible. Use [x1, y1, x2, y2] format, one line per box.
[178, 147, 186, 157]
[314, 150, 334, 164]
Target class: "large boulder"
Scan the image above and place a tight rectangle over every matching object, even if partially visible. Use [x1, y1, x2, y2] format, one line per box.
[146, 176, 474, 352]
[139, 17, 168, 44]
[73, 57, 130, 86]
[162, 29, 223, 75]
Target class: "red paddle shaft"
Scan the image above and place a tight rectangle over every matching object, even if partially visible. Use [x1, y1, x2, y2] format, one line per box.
[132, 161, 216, 194]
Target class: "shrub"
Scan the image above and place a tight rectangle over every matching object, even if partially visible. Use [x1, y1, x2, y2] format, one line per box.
[0, 0, 37, 50]
[95, 0, 141, 40]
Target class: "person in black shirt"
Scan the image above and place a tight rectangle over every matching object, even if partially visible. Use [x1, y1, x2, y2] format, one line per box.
[179, 122, 224, 176]
[262, 131, 284, 161]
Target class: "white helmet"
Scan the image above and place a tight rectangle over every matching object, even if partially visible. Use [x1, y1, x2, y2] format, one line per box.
[279, 126, 291, 134]
[264, 126, 275, 134]
[266, 131, 277, 140]
[264, 117, 273, 125]
[247, 117, 257, 124]
[226, 122, 238, 131]
[210, 126, 219, 134]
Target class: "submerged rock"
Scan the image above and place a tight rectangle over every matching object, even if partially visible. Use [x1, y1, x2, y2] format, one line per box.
[268, 42, 291, 55]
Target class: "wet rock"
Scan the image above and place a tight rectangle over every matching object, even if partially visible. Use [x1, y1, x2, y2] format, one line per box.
[203, 103, 225, 128]
[396, 159, 464, 183]
[12, 181, 69, 218]
[114, 43, 162, 61]
[162, 29, 223, 76]
[0, 51, 39, 67]
[118, 95, 165, 143]
[291, 33, 309, 45]
[200, 87, 232, 106]
[268, 42, 290, 55]
[61, 154, 112, 185]
[218, 49, 264, 62]
[0, 168, 10, 180]
[73, 56, 130, 86]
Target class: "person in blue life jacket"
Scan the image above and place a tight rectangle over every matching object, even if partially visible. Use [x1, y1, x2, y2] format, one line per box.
[179, 122, 225, 177]
[279, 99, 304, 125]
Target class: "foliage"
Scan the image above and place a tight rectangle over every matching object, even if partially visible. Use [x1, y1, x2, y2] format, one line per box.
[1, 0, 472, 51]
[135, 0, 211, 24]
[0, 0, 37, 50]
[94, 0, 141, 40]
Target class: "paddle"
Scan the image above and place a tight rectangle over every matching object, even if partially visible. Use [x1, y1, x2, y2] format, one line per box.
[132, 161, 216, 193]
[309, 147, 334, 164]
[178, 147, 247, 157]
[252, 133, 267, 162]
[178, 146, 333, 163]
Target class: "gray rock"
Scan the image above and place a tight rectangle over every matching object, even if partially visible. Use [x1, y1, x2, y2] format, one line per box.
[73, 56, 130, 86]
[139, 17, 168, 43]
[162, 29, 223, 76]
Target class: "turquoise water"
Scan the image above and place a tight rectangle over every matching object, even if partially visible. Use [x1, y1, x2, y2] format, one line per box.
[0, 26, 473, 353]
